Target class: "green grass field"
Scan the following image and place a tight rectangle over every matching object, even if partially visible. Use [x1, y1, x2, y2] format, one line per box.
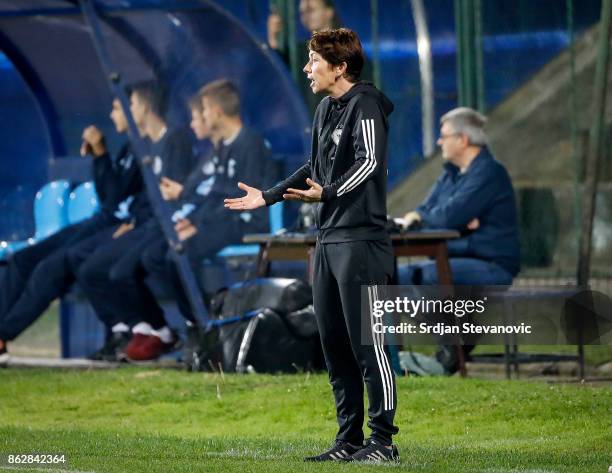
[0, 368, 610, 473]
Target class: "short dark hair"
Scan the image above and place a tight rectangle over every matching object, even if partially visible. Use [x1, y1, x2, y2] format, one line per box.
[198, 79, 241, 117]
[308, 28, 364, 83]
[126, 79, 168, 119]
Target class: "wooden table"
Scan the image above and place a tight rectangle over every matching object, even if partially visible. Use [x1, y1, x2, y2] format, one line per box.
[243, 230, 460, 285]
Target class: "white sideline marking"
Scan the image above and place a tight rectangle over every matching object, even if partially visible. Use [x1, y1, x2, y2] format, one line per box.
[198, 449, 278, 460]
[0, 356, 182, 370]
[0, 356, 117, 369]
[1, 467, 95, 473]
[483, 469, 558, 473]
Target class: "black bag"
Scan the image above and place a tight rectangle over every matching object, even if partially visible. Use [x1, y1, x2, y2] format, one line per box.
[220, 307, 324, 373]
[216, 278, 313, 318]
[205, 278, 324, 373]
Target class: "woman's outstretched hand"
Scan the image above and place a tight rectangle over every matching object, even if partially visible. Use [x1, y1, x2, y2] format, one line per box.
[224, 182, 266, 210]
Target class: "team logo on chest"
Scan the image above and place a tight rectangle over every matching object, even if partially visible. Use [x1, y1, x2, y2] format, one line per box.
[227, 158, 236, 178]
[196, 176, 216, 196]
[331, 125, 343, 146]
[119, 154, 134, 170]
[152, 156, 163, 175]
[202, 159, 216, 175]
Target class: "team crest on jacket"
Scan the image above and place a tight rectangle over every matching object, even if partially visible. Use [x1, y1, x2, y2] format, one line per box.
[332, 125, 343, 146]
[202, 160, 216, 175]
[196, 176, 216, 196]
[119, 154, 134, 170]
[228, 158, 236, 178]
[152, 156, 163, 175]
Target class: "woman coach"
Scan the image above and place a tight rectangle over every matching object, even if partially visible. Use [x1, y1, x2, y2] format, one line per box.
[224, 28, 399, 463]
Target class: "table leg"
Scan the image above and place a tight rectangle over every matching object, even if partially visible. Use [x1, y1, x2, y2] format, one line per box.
[256, 244, 269, 277]
[434, 242, 453, 285]
[433, 242, 465, 376]
[307, 247, 315, 285]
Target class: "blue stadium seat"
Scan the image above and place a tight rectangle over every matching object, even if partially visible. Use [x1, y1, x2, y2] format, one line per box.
[269, 202, 284, 234]
[0, 239, 30, 259]
[33, 180, 71, 239]
[67, 181, 99, 224]
[216, 203, 284, 258]
[0, 180, 70, 260]
[200, 203, 285, 290]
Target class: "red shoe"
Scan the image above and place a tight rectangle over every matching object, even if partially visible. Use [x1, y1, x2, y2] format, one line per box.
[123, 332, 177, 361]
[122, 333, 153, 361]
[0, 339, 8, 364]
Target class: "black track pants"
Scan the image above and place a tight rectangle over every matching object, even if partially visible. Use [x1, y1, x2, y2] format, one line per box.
[0, 216, 117, 321]
[73, 224, 162, 328]
[162, 221, 238, 323]
[312, 238, 398, 446]
[0, 225, 117, 341]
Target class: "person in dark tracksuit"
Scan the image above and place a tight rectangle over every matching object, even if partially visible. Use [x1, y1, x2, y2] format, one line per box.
[70, 80, 196, 361]
[225, 29, 399, 463]
[92, 88, 221, 361]
[0, 98, 142, 359]
[114, 80, 272, 361]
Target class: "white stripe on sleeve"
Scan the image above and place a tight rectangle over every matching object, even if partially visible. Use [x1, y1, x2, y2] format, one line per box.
[337, 118, 377, 196]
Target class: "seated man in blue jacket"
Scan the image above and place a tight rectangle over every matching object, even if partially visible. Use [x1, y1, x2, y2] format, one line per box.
[398, 107, 520, 372]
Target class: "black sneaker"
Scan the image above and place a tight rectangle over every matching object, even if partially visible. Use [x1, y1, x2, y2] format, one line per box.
[183, 324, 204, 369]
[349, 439, 400, 463]
[183, 324, 220, 372]
[304, 440, 361, 462]
[88, 332, 131, 361]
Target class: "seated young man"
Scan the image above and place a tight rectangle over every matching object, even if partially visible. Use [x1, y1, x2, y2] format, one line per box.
[0, 97, 143, 360]
[69, 79, 197, 361]
[398, 107, 520, 372]
[111, 79, 274, 362]
[96, 84, 221, 360]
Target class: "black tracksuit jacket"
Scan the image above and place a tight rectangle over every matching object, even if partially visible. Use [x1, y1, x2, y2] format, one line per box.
[91, 143, 144, 224]
[263, 81, 394, 242]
